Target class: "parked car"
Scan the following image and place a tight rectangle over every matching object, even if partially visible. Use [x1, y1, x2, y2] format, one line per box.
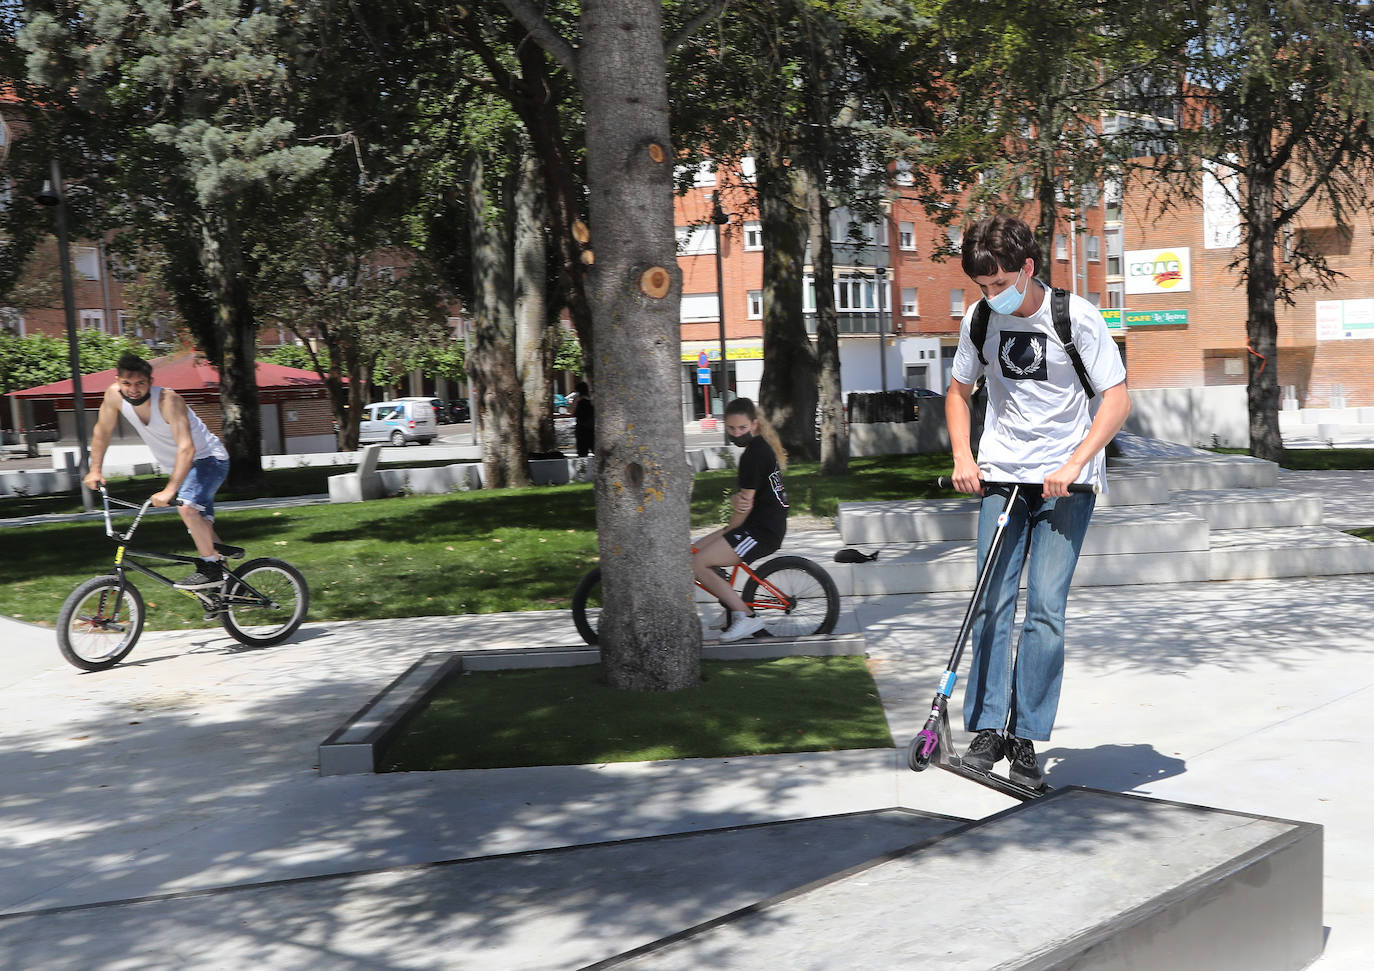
[358, 398, 439, 446]
[447, 399, 471, 423]
[553, 393, 570, 416]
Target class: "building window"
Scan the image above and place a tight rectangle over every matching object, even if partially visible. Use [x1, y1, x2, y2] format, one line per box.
[743, 221, 763, 251]
[1105, 227, 1123, 276]
[73, 246, 102, 282]
[901, 287, 918, 316]
[675, 225, 716, 255]
[1107, 284, 1125, 308]
[835, 275, 882, 312]
[747, 290, 763, 319]
[1086, 236, 1101, 262]
[693, 160, 716, 187]
[950, 289, 965, 316]
[946, 225, 963, 249]
[680, 292, 720, 322]
[739, 156, 757, 182]
[375, 265, 395, 282]
[1088, 292, 1101, 306]
[898, 222, 916, 251]
[1105, 178, 1123, 222]
[1055, 234, 1068, 260]
[80, 309, 106, 332]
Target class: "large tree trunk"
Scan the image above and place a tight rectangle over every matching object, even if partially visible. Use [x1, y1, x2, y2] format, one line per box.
[513, 150, 558, 454]
[757, 154, 820, 461]
[579, 0, 699, 691]
[796, 37, 847, 477]
[466, 152, 530, 488]
[514, 32, 596, 379]
[196, 215, 262, 492]
[1244, 124, 1285, 462]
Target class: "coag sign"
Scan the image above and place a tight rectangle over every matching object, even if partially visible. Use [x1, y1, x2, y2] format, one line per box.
[1124, 247, 1191, 294]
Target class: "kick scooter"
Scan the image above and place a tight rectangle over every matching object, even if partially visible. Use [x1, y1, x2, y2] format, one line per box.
[906, 476, 1097, 801]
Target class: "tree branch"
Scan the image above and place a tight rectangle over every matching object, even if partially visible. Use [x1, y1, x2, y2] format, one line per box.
[667, 0, 731, 53]
[499, 0, 578, 75]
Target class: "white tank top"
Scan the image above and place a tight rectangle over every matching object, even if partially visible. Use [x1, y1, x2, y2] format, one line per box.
[119, 387, 229, 470]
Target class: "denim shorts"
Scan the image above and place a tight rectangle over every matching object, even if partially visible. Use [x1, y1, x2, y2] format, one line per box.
[177, 456, 230, 520]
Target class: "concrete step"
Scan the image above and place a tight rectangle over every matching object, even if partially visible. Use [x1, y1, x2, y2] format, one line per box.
[1209, 525, 1374, 581]
[604, 788, 1322, 970]
[1111, 453, 1279, 490]
[1171, 488, 1324, 529]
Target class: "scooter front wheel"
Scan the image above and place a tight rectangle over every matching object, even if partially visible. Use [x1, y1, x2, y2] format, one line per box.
[907, 729, 939, 772]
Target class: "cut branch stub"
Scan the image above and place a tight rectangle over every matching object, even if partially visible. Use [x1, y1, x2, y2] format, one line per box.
[581, 249, 595, 265]
[573, 219, 591, 244]
[648, 142, 667, 164]
[639, 266, 671, 298]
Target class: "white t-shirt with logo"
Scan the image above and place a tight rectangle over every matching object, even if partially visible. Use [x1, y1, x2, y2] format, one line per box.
[950, 286, 1127, 491]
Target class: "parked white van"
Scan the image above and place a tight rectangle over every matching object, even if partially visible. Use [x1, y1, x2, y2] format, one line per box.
[359, 399, 439, 446]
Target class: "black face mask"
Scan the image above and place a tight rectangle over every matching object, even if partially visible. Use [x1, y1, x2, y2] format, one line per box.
[120, 390, 151, 407]
[727, 431, 753, 448]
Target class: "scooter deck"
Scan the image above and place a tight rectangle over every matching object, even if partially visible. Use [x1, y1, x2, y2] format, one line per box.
[929, 707, 1049, 802]
[936, 757, 1048, 802]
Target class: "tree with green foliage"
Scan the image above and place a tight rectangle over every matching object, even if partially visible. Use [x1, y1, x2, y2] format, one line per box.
[0, 328, 143, 394]
[504, 0, 729, 692]
[1120, 0, 1374, 462]
[906, 0, 1169, 267]
[19, 0, 334, 490]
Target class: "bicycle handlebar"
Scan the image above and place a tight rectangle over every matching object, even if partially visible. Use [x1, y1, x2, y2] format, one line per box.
[97, 486, 182, 542]
[936, 476, 1098, 495]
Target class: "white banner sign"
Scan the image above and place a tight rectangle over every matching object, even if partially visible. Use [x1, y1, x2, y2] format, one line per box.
[1124, 248, 1191, 295]
[1317, 299, 1374, 340]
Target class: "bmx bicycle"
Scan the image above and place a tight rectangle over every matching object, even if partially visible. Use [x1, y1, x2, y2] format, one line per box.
[55, 487, 310, 671]
[570, 552, 840, 647]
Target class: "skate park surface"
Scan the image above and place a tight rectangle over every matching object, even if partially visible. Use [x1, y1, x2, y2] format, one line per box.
[2, 463, 1371, 967]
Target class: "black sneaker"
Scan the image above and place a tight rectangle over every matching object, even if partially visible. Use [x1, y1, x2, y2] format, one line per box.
[1006, 736, 1045, 789]
[962, 729, 1005, 771]
[175, 561, 224, 590]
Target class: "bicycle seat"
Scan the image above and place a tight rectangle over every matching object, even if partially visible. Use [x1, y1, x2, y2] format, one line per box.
[215, 543, 246, 560]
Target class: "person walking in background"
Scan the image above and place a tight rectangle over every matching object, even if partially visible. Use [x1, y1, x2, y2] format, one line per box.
[573, 380, 595, 457]
[83, 353, 233, 590]
[945, 214, 1131, 789]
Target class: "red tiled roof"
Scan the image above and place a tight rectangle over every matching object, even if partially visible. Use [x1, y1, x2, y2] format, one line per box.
[7, 351, 330, 398]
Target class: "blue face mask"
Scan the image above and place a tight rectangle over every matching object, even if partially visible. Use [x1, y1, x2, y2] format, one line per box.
[984, 267, 1027, 315]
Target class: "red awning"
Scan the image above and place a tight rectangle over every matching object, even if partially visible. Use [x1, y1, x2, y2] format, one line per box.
[8, 351, 332, 402]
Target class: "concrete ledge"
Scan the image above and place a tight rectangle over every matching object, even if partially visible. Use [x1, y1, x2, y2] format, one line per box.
[599, 788, 1323, 971]
[317, 652, 463, 775]
[318, 633, 870, 776]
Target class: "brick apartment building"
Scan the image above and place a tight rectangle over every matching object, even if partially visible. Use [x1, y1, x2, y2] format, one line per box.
[675, 154, 1374, 424]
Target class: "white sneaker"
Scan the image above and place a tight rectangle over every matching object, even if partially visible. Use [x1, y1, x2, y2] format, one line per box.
[719, 612, 766, 642]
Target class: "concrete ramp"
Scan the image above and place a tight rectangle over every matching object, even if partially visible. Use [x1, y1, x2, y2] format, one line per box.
[599, 788, 1323, 970]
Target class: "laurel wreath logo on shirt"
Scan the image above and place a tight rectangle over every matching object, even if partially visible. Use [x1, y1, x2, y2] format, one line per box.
[1000, 334, 1044, 376]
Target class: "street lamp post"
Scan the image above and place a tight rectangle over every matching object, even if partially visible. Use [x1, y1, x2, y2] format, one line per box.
[875, 266, 888, 393]
[35, 158, 94, 512]
[710, 196, 731, 431]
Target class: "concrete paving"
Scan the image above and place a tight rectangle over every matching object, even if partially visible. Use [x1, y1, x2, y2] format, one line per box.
[3, 467, 1374, 967]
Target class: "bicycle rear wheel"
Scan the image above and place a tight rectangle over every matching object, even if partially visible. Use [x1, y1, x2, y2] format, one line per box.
[570, 566, 603, 646]
[219, 557, 309, 647]
[740, 555, 840, 638]
[57, 576, 145, 671]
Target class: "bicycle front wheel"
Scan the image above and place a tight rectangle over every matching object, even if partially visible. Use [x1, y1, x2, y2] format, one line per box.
[57, 576, 145, 671]
[220, 558, 309, 647]
[740, 555, 840, 638]
[570, 566, 603, 646]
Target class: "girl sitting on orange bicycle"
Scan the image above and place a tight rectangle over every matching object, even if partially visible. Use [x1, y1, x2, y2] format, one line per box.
[692, 397, 789, 641]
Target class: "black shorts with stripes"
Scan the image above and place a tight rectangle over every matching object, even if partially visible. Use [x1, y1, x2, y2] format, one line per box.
[723, 525, 783, 564]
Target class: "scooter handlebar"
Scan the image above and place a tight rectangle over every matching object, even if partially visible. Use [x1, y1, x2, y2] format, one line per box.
[936, 476, 1098, 495]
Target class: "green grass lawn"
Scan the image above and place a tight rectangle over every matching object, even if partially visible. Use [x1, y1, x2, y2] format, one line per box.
[1, 453, 955, 629]
[377, 656, 895, 771]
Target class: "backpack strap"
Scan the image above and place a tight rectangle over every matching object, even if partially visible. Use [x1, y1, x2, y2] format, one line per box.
[970, 298, 991, 366]
[1051, 287, 1096, 399]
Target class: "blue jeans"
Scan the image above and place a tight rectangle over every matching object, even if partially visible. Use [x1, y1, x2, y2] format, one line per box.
[177, 456, 230, 520]
[963, 486, 1096, 742]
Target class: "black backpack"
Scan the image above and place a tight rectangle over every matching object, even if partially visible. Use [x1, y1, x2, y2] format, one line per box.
[970, 287, 1096, 399]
